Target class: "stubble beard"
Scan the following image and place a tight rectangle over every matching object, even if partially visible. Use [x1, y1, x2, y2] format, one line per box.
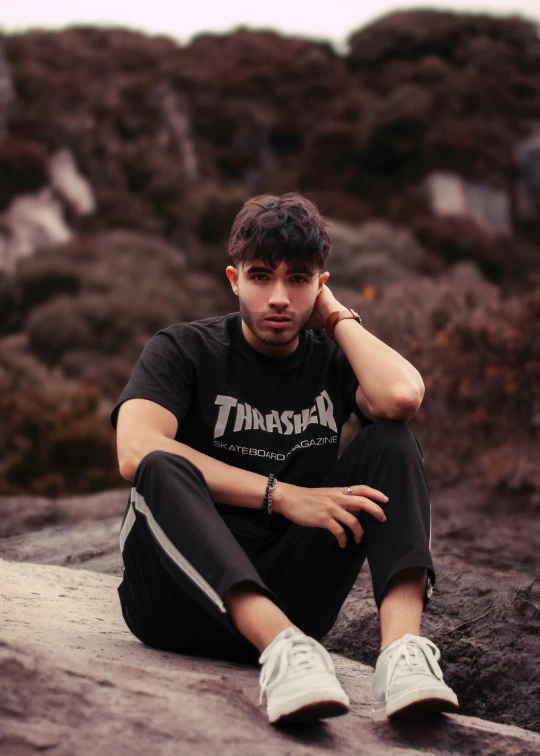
[239, 299, 315, 347]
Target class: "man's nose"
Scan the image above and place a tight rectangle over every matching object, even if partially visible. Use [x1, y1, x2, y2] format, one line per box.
[268, 280, 290, 306]
[269, 281, 289, 304]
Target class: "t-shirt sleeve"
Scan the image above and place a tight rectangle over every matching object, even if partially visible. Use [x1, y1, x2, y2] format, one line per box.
[110, 329, 194, 432]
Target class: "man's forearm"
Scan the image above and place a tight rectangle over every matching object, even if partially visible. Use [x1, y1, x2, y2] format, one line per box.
[121, 434, 283, 512]
[325, 307, 424, 415]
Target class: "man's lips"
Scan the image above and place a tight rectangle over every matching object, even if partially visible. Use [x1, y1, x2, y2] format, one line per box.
[264, 317, 293, 329]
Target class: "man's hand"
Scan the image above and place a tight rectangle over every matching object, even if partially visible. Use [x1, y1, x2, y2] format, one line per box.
[272, 481, 388, 547]
[304, 280, 348, 331]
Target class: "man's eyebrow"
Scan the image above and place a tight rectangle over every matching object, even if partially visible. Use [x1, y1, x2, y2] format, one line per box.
[245, 264, 315, 276]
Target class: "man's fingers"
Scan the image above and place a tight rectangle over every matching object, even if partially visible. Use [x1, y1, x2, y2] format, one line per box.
[333, 509, 364, 545]
[343, 495, 387, 522]
[350, 485, 389, 503]
[325, 518, 348, 548]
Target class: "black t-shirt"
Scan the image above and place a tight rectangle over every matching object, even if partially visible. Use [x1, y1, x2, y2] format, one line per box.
[111, 311, 368, 528]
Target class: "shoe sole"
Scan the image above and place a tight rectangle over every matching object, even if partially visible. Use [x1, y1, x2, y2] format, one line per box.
[269, 690, 350, 725]
[372, 687, 460, 722]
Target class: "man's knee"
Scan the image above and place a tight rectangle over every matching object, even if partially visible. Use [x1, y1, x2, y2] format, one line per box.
[360, 419, 421, 458]
[135, 449, 205, 482]
[138, 448, 185, 470]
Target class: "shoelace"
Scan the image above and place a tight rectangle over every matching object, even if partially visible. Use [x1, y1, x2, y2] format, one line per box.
[258, 631, 334, 705]
[384, 634, 444, 702]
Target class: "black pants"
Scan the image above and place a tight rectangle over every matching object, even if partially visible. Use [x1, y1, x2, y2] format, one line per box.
[118, 420, 435, 666]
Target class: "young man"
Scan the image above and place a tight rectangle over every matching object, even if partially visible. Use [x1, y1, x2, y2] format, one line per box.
[111, 192, 459, 725]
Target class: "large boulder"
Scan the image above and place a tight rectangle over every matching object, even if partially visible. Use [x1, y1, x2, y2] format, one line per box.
[49, 147, 96, 216]
[1, 476, 539, 734]
[0, 188, 72, 273]
[426, 172, 511, 234]
[327, 219, 426, 288]
[0, 144, 97, 273]
[1, 557, 539, 754]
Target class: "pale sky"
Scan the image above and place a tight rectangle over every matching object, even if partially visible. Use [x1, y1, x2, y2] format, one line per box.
[1, 1, 539, 52]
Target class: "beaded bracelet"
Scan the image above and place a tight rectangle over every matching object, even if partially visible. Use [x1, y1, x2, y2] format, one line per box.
[262, 473, 277, 516]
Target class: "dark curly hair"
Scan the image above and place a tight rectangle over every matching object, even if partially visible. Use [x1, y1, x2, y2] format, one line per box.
[227, 192, 331, 274]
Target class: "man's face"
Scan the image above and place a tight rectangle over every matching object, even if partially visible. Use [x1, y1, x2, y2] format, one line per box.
[226, 259, 328, 354]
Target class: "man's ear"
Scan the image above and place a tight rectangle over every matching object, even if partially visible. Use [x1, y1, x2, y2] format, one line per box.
[317, 271, 330, 295]
[226, 265, 239, 296]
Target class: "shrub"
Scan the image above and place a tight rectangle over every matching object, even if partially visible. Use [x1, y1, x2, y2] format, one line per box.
[0, 138, 49, 210]
[353, 272, 540, 505]
[0, 382, 122, 496]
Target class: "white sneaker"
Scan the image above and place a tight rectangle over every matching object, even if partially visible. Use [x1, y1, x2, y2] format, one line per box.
[258, 626, 350, 725]
[372, 633, 460, 721]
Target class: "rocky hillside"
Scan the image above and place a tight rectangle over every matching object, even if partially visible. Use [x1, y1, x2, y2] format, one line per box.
[1, 11, 540, 278]
[0, 11, 538, 502]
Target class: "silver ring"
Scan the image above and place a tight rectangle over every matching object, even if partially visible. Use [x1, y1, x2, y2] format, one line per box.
[346, 486, 353, 495]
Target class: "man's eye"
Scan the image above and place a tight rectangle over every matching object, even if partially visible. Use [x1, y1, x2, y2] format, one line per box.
[251, 275, 307, 283]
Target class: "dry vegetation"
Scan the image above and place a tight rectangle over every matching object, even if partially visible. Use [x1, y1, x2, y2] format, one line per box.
[1, 10, 539, 499]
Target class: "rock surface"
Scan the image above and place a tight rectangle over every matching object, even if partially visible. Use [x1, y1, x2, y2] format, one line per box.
[327, 220, 426, 287]
[49, 147, 96, 216]
[0, 187, 72, 273]
[426, 172, 512, 234]
[0, 147, 96, 273]
[1, 557, 539, 756]
[1, 479, 539, 735]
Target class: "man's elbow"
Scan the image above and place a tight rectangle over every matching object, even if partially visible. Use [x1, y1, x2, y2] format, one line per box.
[119, 453, 137, 482]
[118, 437, 165, 481]
[387, 387, 424, 422]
